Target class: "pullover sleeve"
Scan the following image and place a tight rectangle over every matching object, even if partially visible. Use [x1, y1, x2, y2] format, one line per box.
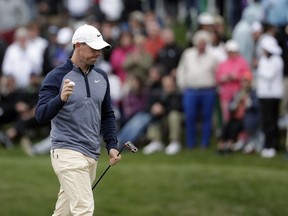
[35, 71, 65, 123]
[99, 72, 118, 153]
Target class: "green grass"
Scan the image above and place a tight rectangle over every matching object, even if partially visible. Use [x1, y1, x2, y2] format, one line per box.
[1, 146, 288, 216]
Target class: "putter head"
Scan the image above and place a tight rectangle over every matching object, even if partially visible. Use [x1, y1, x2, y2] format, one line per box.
[124, 141, 138, 153]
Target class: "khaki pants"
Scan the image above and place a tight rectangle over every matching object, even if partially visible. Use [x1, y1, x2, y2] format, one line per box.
[147, 110, 183, 142]
[51, 149, 97, 216]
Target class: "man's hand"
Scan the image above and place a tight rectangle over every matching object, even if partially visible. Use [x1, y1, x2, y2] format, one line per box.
[61, 79, 75, 102]
[109, 148, 121, 166]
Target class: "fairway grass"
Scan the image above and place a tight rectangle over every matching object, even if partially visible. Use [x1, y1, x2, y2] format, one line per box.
[0, 146, 288, 216]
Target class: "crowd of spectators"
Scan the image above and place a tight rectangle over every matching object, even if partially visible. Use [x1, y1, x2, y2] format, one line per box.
[1, 0, 288, 159]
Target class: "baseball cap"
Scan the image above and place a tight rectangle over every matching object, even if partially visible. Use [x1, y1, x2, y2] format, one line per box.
[72, 24, 111, 50]
[261, 36, 282, 55]
[197, 12, 215, 25]
[57, 27, 73, 45]
[225, 40, 239, 52]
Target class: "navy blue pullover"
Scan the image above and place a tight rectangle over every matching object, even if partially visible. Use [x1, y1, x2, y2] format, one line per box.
[35, 59, 118, 160]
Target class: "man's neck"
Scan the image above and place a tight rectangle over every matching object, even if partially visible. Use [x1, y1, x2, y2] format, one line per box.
[71, 56, 90, 74]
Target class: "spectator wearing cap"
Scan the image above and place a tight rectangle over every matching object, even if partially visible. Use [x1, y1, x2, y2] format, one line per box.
[215, 40, 250, 124]
[127, 11, 146, 36]
[176, 30, 218, 149]
[197, 12, 215, 33]
[255, 36, 284, 158]
[53, 26, 74, 67]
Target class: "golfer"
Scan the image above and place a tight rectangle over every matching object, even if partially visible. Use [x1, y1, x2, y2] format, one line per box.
[35, 24, 121, 215]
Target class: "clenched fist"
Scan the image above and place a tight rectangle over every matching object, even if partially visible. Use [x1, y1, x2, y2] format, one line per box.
[61, 79, 75, 102]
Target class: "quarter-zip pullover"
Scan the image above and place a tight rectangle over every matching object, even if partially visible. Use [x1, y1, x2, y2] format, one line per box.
[35, 59, 118, 160]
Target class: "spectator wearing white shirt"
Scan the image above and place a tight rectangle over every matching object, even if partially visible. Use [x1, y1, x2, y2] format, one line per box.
[176, 30, 218, 149]
[2, 27, 35, 89]
[256, 36, 284, 158]
[27, 21, 49, 75]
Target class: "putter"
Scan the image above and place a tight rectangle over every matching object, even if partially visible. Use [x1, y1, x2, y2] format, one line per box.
[92, 141, 138, 190]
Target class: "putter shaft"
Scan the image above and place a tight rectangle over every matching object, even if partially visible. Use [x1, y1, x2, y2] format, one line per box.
[92, 141, 137, 190]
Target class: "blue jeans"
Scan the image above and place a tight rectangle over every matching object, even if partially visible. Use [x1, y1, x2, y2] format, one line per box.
[183, 88, 216, 148]
[117, 112, 152, 148]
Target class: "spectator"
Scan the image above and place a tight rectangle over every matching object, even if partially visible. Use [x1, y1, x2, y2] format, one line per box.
[162, 0, 180, 25]
[120, 74, 148, 126]
[232, 1, 262, 66]
[144, 20, 165, 60]
[176, 30, 218, 149]
[208, 29, 227, 64]
[117, 63, 164, 146]
[97, 61, 122, 122]
[99, 20, 120, 61]
[123, 33, 153, 83]
[110, 30, 135, 82]
[121, 1, 143, 22]
[256, 36, 284, 158]
[143, 9, 165, 28]
[217, 71, 261, 154]
[21, 135, 51, 156]
[257, 23, 278, 62]
[0, 73, 45, 148]
[214, 14, 228, 43]
[99, 0, 124, 22]
[127, 10, 146, 36]
[142, 74, 183, 155]
[225, 0, 246, 30]
[215, 40, 250, 124]
[27, 21, 49, 76]
[2, 27, 36, 89]
[0, 0, 32, 44]
[44, 25, 60, 70]
[251, 21, 264, 71]
[65, 0, 93, 21]
[261, 0, 288, 28]
[53, 26, 74, 66]
[197, 12, 215, 33]
[0, 75, 19, 148]
[155, 27, 183, 77]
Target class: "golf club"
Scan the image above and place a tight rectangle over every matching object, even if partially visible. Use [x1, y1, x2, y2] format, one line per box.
[92, 141, 138, 190]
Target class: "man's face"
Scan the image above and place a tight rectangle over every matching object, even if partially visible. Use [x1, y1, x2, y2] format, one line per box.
[196, 40, 207, 53]
[78, 43, 101, 65]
